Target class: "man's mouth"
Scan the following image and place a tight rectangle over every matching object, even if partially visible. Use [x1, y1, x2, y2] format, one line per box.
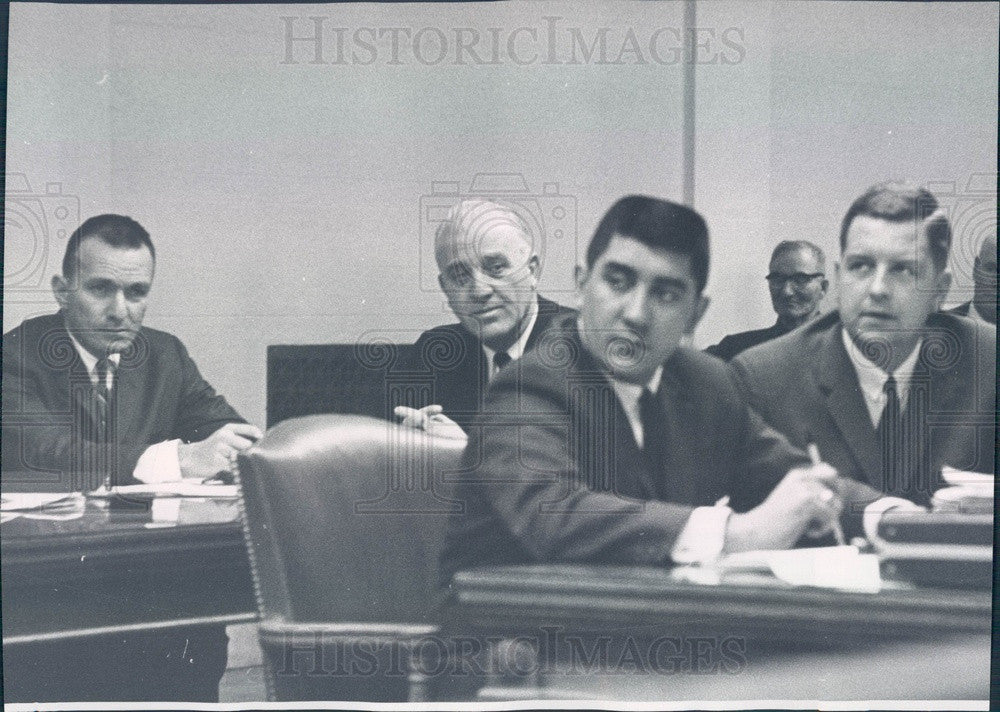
[859, 310, 895, 321]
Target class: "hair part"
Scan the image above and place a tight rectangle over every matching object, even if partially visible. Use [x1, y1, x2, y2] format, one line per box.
[586, 195, 710, 294]
[62, 214, 155, 282]
[839, 182, 951, 272]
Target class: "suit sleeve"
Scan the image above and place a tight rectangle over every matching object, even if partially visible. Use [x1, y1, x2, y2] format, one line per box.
[469, 369, 697, 566]
[170, 337, 244, 443]
[1, 332, 147, 489]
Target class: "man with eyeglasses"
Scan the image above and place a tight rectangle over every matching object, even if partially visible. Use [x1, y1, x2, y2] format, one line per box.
[395, 199, 574, 438]
[706, 241, 828, 361]
[732, 183, 995, 507]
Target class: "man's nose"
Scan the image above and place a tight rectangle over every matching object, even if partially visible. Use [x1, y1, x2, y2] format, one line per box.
[867, 264, 891, 298]
[467, 271, 494, 300]
[622, 289, 650, 327]
[107, 291, 128, 320]
[781, 280, 797, 297]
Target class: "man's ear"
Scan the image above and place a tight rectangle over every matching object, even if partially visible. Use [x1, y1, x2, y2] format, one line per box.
[52, 274, 69, 309]
[437, 272, 446, 293]
[573, 264, 588, 308]
[819, 277, 830, 296]
[685, 294, 711, 334]
[527, 254, 541, 280]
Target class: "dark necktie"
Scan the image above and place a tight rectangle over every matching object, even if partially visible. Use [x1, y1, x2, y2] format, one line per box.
[639, 387, 666, 476]
[875, 374, 902, 492]
[94, 357, 115, 439]
[492, 350, 512, 375]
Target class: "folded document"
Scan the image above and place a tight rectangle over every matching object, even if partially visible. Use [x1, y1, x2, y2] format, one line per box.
[87, 480, 239, 499]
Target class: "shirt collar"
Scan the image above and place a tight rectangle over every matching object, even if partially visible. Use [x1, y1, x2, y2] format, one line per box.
[482, 294, 540, 369]
[840, 329, 923, 397]
[65, 327, 120, 376]
[607, 367, 664, 449]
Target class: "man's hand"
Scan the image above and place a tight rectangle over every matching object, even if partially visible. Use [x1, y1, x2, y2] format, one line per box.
[393, 405, 468, 441]
[178, 422, 263, 480]
[725, 463, 843, 553]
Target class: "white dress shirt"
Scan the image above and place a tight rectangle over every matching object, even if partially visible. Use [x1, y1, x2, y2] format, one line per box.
[481, 295, 540, 380]
[66, 331, 183, 484]
[840, 328, 927, 533]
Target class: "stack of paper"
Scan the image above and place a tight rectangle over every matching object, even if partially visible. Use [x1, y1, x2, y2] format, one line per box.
[0, 492, 86, 522]
[934, 467, 994, 514]
[87, 480, 239, 500]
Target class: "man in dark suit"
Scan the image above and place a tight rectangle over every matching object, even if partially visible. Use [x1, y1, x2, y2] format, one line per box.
[396, 199, 573, 437]
[944, 234, 995, 324]
[732, 184, 996, 512]
[440, 196, 869, 584]
[2, 214, 261, 702]
[706, 240, 828, 360]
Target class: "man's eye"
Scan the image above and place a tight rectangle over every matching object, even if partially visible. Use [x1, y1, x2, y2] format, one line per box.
[604, 270, 632, 292]
[482, 260, 510, 278]
[652, 286, 683, 305]
[893, 264, 917, 278]
[847, 260, 873, 275]
[125, 286, 149, 301]
[87, 284, 115, 298]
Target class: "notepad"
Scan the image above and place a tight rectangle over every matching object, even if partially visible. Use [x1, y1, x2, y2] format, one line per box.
[87, 480, 239, 499]
[717, 545, 882, 593]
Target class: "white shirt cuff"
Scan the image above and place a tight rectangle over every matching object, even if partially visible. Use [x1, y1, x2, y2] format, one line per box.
[132, 439, 183, 483]
[671, 505, 733, 565]
[862, 496, 926, 543]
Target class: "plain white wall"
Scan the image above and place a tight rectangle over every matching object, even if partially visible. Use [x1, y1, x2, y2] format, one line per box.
[5, 1, 997, 428]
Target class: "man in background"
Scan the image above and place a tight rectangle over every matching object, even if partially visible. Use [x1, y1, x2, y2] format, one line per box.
[706, 240, 828, 361]
[945, 234, 996, 324]
[396, 199, 574, 438]
[733, 184, 996, 511]
[2, 214, 261, 702]
[440, 196, 876, 585]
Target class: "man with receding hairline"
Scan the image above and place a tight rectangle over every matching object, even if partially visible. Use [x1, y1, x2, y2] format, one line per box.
[706, 240, 828, 361]
[396, 198, 574, 438]
[733, 183, 996, 514]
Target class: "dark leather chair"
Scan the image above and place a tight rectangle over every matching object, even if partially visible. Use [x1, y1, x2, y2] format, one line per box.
[236, 414, 466, 701]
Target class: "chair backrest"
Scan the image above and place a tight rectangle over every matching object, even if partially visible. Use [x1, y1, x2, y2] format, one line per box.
[266, 344, 419, 427]
[237, 414, 465, 625]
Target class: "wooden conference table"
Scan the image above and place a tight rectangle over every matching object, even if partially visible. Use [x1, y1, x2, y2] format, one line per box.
[1, 495, 257, 645]
[2, 495, 991, 703]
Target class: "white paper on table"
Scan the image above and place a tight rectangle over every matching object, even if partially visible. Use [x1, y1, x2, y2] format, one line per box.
[88, 480, 239, 499]
[0, 492, 84, 511]
[940, 466, 994, 491]
[717, 545, 882, 593]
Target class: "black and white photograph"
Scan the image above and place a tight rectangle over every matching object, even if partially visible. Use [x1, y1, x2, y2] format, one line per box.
[1, 1, 996, 708]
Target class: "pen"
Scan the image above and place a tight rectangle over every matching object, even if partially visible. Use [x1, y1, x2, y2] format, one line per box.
[807, 442, 847, 546]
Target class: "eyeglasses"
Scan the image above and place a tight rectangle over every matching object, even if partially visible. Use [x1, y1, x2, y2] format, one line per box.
[765, 272, 824, 288]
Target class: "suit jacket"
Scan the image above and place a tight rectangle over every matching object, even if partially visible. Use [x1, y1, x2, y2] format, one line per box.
[410, 294, 575, 429]
[705, 321, 793, 362]
[2, 312, 244, 490]
[439, 315, 818, 586]
[731, 311, 996, 506]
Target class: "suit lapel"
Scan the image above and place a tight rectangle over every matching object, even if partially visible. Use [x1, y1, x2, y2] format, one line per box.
[814, 325, 882, 486]
[655, 365, 699, 504]
[113, 332, 149, 448]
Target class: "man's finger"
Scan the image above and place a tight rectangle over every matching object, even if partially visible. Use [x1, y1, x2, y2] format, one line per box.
[223, 422, 263, 440]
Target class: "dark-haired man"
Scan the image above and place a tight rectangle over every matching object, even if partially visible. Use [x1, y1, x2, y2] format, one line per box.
[706, 240, 828, 361]
[2, 214, 261, 702]
[440, 196, 876, 584]
[733, 184, 996, 510]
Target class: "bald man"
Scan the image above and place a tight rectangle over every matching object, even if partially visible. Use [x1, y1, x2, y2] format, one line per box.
[946, 235, 996, 324]
[396, 199, 574, 437]
[706, 241, 828, 361]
